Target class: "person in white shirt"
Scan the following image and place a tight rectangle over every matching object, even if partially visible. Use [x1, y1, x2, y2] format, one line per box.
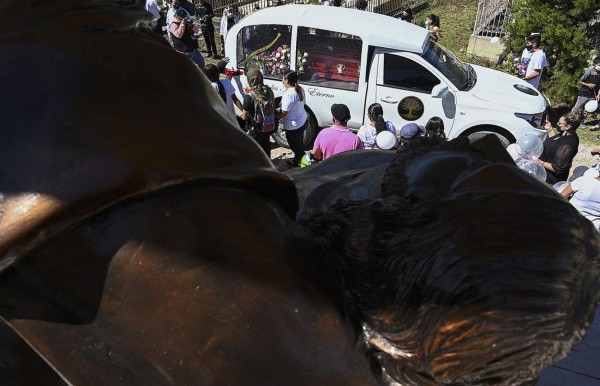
[204, 64, 242, 119]
[145, 0, 165, 34]
[278, 71, 309, 167]
[219, 8, 238, 56]
[561, 167, 600, 232]
[357, 103, 396, 149]
[519, 34, 547, 89]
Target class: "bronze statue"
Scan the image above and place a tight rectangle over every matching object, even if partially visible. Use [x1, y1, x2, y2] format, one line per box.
[0, 1, 599, 385]
[293, 136, 600, 384]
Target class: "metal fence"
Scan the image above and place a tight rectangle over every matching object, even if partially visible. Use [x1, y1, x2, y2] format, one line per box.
[198, 0, 426, 19]
[472, 0, 513, 38]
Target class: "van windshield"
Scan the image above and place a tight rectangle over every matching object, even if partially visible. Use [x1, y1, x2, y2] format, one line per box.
[421, 40, 469, 89]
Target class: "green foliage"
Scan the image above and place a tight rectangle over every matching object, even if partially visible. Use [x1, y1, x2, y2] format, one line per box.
[506, 0, 599, 106]
[414, 0, 479, 62]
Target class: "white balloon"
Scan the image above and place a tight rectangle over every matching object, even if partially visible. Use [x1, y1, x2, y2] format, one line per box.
[516, 133, 544, 160]
[506, 143, 519, 160]
[520, 160, 547, 182]
[552, 181, 569, 193]
[584, 100, 598, 113]
[490, 37, 500, 44]
[376, 131, 397, 150]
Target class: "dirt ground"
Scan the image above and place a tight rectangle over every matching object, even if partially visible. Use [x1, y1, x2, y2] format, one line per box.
[573, 141, 600, 169]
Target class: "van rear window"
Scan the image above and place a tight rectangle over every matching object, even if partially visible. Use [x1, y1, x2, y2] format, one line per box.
[296, 27, 362, 92]
[236, 24, 293, 80]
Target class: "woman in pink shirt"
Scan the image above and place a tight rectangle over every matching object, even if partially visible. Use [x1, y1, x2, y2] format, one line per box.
[312, 104, 363, 161]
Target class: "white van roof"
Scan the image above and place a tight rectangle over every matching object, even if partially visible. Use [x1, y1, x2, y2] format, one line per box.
[240, 5, 430, 53]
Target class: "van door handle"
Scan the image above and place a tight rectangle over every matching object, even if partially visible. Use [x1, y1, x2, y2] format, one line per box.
[380, 97, 398, 104]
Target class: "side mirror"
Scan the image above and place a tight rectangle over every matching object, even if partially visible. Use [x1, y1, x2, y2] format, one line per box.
[431, 84, 449, 98]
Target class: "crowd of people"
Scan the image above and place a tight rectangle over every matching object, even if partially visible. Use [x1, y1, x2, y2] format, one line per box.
[145, 0, 240, 70]
[145, 0, 599, 231]
[238, 69, 446, 162]
[212, 66, 599, 231]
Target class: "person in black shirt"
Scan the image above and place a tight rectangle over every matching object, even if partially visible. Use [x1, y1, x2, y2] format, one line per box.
[536, 112, 582, 183]
[571, 56, 600, 125]
[170, 9, 205, 70]
[196, 0, 218, 58]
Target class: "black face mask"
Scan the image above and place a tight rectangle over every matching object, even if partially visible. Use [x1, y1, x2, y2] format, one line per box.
[526, 45, 534, 52]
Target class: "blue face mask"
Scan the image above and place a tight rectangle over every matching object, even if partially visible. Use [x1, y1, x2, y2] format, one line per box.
[424, 21, 430, 28]
[595, 65, 600, 71]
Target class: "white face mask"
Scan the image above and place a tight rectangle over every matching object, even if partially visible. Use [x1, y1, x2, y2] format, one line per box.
[424, 21, 430, 28]
[595, 65, 600, 71]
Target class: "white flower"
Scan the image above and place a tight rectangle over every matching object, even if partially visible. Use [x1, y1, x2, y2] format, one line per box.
[287, 53, 291, 58]
[280, 64, 285, 69]
[304, 52, 308, 57]
[275, 53, 281, 58]
[302, 58, 306, 63]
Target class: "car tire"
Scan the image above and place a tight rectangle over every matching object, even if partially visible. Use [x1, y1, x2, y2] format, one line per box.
[272, 110, 317, 150]
[466, 130, 512, 148]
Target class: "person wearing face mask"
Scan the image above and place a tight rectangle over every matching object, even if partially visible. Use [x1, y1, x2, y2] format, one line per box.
[424, 14, 442, 41]
[519, 33, 547, 89]
[571, 56, 600, 124]
[535, 111, 582, 184]
[219, 8, 238, 57]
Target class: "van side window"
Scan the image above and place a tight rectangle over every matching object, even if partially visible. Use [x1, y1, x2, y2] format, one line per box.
[382, 54, 440, 93]
[236, 25, 292, 80]
[296, 27, 362, 92]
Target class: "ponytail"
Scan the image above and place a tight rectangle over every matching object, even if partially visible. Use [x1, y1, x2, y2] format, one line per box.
[374, 115, 386, 134]
[367, 103, 386, 134]
[284, 70, 303, 101]
[294, 84, 304, 102]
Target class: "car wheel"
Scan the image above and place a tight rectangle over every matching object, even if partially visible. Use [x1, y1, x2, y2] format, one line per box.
[272, 110, 317, 149]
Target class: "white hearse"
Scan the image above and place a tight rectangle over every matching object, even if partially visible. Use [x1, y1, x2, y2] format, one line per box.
[225, 5, 547, 148]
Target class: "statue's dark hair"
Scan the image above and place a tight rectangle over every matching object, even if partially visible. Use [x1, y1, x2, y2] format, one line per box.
[301, 137, 600, 385]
